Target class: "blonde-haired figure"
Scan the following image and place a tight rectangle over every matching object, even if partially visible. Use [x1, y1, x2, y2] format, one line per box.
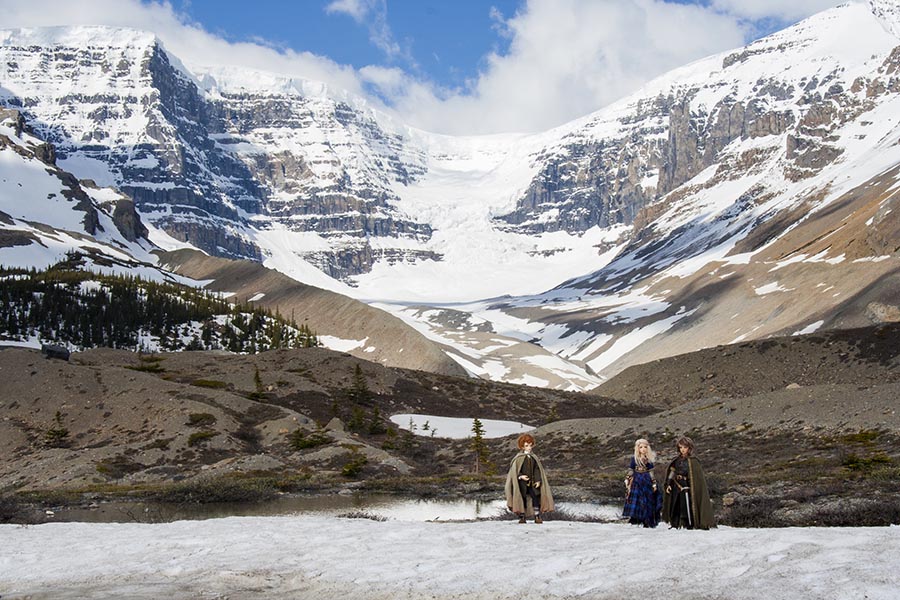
[622, 438, 662, 528]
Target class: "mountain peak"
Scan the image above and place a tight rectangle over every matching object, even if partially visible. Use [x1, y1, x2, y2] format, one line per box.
[868, 0, 900, 38]
[0, 24, 159, 51]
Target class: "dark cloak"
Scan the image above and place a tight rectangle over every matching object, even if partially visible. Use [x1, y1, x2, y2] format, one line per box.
[662, 456, 715, 529]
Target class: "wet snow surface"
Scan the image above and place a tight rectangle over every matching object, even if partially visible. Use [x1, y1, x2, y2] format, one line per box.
[2, 517, 897, 599]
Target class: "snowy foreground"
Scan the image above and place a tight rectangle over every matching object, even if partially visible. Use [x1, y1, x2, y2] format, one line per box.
[2, 516, 898, 599]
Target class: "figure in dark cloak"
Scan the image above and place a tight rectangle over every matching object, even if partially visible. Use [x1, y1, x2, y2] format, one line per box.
[662, 436, 715, 530]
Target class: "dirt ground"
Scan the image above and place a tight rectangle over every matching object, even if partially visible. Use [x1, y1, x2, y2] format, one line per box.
[1, 322, 898, 526]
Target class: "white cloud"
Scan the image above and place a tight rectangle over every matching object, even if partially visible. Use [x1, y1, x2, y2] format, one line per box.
[359, 64, 411, 98]
[325, 0, 372, 22]
[325, 0, 407, 62]
[0, 0, 846, 135]
[711, 0, 842, 22]
[386, 0, 748, 134]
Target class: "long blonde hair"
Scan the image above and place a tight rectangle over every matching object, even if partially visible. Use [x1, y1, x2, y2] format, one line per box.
[633, 438, 657, 467]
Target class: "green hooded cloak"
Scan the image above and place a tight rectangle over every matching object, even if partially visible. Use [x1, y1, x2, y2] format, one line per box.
[662, 456, 715, 529]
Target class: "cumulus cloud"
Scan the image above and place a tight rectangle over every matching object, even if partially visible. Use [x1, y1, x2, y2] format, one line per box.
[711, 0, 842, 22]
[0, 0, 846, 135]
[387, 0, 748, 134]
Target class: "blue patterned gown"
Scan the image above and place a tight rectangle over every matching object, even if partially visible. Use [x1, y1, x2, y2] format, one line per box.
[622, 457, 662, 527]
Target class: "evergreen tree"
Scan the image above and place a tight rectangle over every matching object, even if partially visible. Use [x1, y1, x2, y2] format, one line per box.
[348, 364, 372, 405]
[547, 403, 560, 423]
[470, 418, 488, 474]
[254, 367, 263, 393]
[44, 410, 70, 448]
[348, 406, 366, 433]
[367, 406, 387, 435]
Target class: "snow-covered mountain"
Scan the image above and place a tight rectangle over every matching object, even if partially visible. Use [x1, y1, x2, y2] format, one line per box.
[468, 0, 900, 383]
[1, 1, 899, 390]
[0, 24, 615, 298]
[0, 107, 461, 375]
[0, 107, 161, 275]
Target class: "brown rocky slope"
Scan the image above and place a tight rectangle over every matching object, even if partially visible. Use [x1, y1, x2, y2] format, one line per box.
[0, 345, 639, 493]
[157, 248, 467, 377]
[1, 323, 898, 527]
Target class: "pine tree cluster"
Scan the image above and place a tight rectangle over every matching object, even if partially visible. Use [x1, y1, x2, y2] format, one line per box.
[0, 260, 319, 353]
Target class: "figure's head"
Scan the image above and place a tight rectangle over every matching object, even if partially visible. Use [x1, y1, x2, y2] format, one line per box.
[633, 438, 657, 464]
[675, 436, 694, 457]
[517, 433, 535, 450]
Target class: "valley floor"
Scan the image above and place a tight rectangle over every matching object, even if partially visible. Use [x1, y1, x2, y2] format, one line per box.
[2, 515, 897, 599]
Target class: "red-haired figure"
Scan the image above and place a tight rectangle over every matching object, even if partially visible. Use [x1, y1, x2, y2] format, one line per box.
[504, 433, 554, 523]
[662, 436, 715, 529]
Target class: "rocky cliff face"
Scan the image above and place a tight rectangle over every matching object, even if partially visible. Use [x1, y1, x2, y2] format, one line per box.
[0, 29, 262, 259]
[495, 104, 663, 235]
[0, 28, 435, 280]
[495, 52, 844, 237]
[496, 1, 900, 245]
[200, 85, 436, 279]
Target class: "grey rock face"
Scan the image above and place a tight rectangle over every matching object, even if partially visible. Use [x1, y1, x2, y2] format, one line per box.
[660, 95, 795, 194]
[202, 91, 434, 279]
[496, 88, 796, 236]
[497, 135, 660, 234]
[0, 33, 434, 280]
[106, 196, 149, 243]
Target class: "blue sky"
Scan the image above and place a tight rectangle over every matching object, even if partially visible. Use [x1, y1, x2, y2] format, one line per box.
[3, 0, 844, 134]
[167, 0, 830, 97]
[170, 0, 523, 93]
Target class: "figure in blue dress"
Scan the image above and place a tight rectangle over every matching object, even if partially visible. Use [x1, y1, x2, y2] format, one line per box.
[622, 438, 662, 528]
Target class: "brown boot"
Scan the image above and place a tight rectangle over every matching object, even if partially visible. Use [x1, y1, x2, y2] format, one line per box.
[535, 515, 543, 524]
[518, 515, 526, 524]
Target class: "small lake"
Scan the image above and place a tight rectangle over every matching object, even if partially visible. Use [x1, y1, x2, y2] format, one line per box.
[47, 494, 623, 524]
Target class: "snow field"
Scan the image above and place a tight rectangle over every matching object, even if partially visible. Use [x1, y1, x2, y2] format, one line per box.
[1, 517, 897, 599]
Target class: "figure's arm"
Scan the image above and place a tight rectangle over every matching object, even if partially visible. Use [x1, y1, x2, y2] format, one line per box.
[515, 456, 526, 480]
[625, 457, 636, 489]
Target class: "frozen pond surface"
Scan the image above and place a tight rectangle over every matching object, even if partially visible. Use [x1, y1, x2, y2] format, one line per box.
[390, 413, 535, 439]
[50, 494, 622, 523]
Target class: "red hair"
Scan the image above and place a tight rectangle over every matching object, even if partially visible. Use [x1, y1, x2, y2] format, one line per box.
[517, 433, 535, 449]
